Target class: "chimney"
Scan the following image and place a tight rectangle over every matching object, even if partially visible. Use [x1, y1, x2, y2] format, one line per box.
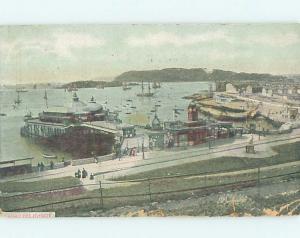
[188, 103, 198, 121]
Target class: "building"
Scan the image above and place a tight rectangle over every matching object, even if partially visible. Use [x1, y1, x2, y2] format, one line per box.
[20, 93, 131, 158]
[262, 87, 273, 97]
[187, 102, 199, 121]
[38, 93, 107, 124]
[0, 158, 33, 177]
[163, 104, 235, 148]
[288, 87, 297, 95]
[226, 83, 238, 94]
[246, 85, 253, 94]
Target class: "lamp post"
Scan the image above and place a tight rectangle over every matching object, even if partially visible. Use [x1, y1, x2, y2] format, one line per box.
[142, 137, 145, 160]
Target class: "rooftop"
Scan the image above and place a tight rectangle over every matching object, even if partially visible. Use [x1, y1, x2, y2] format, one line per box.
[44, 93, 103, 115]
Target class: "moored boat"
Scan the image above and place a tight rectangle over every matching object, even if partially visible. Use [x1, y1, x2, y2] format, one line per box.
[137, 81, 154, 97]
[122, 82, 132, 90]
[16, 88, 28, 93]
[42, 153, 57, 159]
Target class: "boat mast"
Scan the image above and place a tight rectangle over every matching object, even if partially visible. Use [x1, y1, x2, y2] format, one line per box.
[44, 90, 48, 108]
[141, 81, 144, 94]
[15, 91, 21, 105]
[148, 81, 151, 94]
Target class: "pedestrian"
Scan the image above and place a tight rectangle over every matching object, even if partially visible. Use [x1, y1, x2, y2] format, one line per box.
[37, 162, 41, 172]
[40, 162, 45, 171]
[50, 161, 54, 169]
[82, 168, 87, 178]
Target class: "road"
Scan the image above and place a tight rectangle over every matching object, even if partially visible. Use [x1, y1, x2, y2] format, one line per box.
[1, 128, 300, 190]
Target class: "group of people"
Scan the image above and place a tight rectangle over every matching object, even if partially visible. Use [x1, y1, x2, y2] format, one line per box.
[123, 147, 138, 157]
[37, 162, 45, 171]
[37, 161, 55, 171]
[75, 168, 94, 180]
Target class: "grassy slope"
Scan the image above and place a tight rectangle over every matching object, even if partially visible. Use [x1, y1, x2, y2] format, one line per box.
[0, 176, 80, 193]
[1, 142, 299, 215]
[115, 142, 300, 181]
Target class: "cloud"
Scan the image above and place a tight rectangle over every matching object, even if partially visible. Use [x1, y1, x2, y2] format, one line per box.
[48, 32, 106, 57]
[0, 31, 106, 59]
[246, 32, 300, 47]
[126, 31, 227, 47]
[206, 50, 238, 61]
[126, 30, 300, 48]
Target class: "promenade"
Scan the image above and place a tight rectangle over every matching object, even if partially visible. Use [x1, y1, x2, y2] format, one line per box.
[1, 128, 300, 190]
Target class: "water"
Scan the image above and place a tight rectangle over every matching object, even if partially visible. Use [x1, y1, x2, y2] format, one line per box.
[0, 82, 212, 162]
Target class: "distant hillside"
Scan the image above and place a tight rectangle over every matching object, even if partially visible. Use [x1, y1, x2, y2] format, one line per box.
[62, 80, 121, 89]
[114, 68, 286, 83]
[62, 68, 289, 90]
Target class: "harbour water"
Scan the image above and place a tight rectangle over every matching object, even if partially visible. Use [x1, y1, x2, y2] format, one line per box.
[0, 82, 212, 162]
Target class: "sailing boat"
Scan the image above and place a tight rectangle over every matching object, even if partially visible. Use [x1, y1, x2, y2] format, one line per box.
[122, 82, 132, 90]
[44, 90, 48, 108]
[24, 106, 32, 120]
[152, 81, 161, 89]
[14, 91, 22, 105]
[16, 88, 28, 93]
[67, 83, 78, 92]
[137, 81, 154, 97]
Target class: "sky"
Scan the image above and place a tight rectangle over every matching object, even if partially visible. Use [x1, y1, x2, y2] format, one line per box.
[0, 24, 299, 85]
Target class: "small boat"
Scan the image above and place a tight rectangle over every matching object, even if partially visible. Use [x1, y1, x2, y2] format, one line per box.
[16, 88, 28, 93]
[137, 92, 154, 97]
[96, 84, 105, 89]
[152, 81, 161, 89]
[0, 113, 6, 116]
[122, 82, 132, 90]
[42, 153, 57, 159]
[67, 84, 78, 92]
[67, 87, 78, 92]
[14, 91, 22, 105]
[24, 110, 32, 120]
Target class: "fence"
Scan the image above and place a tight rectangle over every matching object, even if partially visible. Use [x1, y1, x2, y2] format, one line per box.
[71, 157, 96, 166]
[1, 135, 300, 214]
[1, 165, 299, 214]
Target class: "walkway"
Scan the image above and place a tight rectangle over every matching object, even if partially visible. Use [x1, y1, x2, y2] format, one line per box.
[1, 129, 299, 190]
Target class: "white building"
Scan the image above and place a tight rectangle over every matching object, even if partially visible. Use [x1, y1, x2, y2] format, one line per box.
[245, 85, 253, 94]
[225, 83, 238, 94]
[262, 87, 268, 96]
[262, 87, 273, 97]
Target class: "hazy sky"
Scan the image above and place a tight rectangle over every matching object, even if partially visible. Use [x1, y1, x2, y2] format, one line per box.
[0, 24, 299, 85]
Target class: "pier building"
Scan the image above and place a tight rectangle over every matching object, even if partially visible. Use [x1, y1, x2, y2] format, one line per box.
[20, 93, 135, 159]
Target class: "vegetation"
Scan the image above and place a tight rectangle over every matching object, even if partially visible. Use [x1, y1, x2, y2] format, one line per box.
[62, 80, 122, 89]
[114, 68, 286, 83]
[1, 142, 299, 216]
[60, 68, 289, 89]
[115, 141, 300, 181]
[0, 176, 80, 193]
